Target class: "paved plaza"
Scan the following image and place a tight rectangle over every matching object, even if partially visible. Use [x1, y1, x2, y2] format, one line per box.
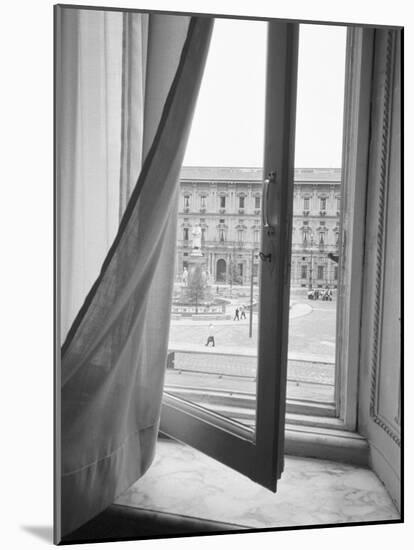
[168, 295, 337, 363]
[166, 292, 337, 406]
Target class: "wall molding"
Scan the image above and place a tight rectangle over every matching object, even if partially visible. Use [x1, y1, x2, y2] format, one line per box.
[368, 29, 400, 447]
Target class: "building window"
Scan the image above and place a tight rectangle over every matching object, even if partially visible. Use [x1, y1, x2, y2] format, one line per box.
[317, 265, 324, 280]
[183, 228, 189, 241]
[201, 228, 206, 243]
[320, 197, 327, 211]
[200, 195, 206, 209]
[255, 196, 261, 209]
[302, 230, 308, 244]
[319, 232, 325, 245]
[301, 264, 307, 279]
[184, 195, 190, 209]
[304, 197, 310, 210]
[219, 228, 225, 242]
[219, 196, 226, 209]
[237, 229, 244, 242]
[239, 196, 245, 209]
[334, 265, 338, 280]
[254, 229, 260, 243]
[336, 197, 341, 210]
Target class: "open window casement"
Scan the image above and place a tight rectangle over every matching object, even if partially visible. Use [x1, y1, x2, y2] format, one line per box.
[160, 21, 299, 492]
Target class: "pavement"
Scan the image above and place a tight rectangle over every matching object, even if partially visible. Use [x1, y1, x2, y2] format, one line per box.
[169, 301, 335, 364]
[167, 350, 334, 385]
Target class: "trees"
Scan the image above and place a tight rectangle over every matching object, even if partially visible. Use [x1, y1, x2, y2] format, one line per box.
[228, 255, 243, 286]
[185, 266, 207, 313]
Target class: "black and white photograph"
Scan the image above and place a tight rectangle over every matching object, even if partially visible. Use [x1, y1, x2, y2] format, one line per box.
[2, 1, 408, 548]
[53, 1, 403, 545]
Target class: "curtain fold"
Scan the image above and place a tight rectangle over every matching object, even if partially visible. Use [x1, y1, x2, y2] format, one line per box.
[58, 8, 125, 341]
[57, 7, 213, 537]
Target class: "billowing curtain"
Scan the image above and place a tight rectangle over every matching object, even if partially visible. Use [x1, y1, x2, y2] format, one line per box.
[56, 6, 213, 538]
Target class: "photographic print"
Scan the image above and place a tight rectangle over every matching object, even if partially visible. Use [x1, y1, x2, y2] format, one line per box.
[54, 2, 402, 545]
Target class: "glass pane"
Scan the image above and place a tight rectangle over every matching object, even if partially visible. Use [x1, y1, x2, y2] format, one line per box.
[288, 24, 346, 406]
[164, 18, 267, 429]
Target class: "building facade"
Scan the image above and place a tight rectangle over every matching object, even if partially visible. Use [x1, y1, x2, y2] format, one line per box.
[176, 167, 341, 288]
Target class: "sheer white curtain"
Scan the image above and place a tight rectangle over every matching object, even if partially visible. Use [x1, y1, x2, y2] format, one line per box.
[56, 6, 213, 538]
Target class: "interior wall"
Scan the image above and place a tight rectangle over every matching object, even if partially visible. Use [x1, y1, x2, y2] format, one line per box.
[358, 28, 401, 511]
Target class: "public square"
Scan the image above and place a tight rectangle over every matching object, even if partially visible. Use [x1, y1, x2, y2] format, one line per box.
[165, 286, 337, 420]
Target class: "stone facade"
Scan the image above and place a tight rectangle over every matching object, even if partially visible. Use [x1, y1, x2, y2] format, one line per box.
[176, 167, 341, 288]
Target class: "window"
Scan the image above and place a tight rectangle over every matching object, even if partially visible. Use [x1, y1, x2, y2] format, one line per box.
[160, 19, 379, 492]
[304, 197, 310, 210]
[200, 195, 206, 209]
[239, 196, 245, 209]
[319, 231, 325, 244]
[184, 195, 190, 209]
[334, 265, 338, 280]
[301, 264, 307, 279]
[255, 196, 261, 209]
[161, 18, 295, 492]
[183, 227, 189, 241]
[320, 197, 327, 211]
[237, 228, 244, 242]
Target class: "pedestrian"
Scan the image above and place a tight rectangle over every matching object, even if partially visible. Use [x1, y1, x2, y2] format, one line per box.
[240, 305, 246, 320]
[205, 323, 215, 347]
[234, 308, 240, 321]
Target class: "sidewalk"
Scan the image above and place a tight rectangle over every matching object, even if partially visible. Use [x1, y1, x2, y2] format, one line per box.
[167, 350, 334, 384]
[168, 343, 334, 365]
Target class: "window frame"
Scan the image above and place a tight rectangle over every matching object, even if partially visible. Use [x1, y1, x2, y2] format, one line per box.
[334, 26, 374, 430]
[162, 24, 375, 474]
[161, 20, 299, 491]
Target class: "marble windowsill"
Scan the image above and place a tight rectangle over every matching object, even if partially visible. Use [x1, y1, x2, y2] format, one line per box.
[115, 439, 399, 529]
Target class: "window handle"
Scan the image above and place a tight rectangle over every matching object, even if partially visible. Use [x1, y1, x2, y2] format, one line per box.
[262, 170, 277, 235]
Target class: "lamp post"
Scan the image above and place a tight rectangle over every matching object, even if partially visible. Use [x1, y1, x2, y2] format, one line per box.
[249, 248, 255, 338]
[308, 234, 314, 291]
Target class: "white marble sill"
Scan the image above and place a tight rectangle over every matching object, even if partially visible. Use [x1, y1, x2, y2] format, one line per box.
[115, 439, 399, 529]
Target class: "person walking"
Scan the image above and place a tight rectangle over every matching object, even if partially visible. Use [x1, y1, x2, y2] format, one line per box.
[205, 323, 215, 347]
[240, 305, 246, 320]
[233, 308, 240, 321]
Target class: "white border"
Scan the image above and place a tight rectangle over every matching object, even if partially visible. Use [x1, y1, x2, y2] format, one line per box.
[1, 1, 410, 549]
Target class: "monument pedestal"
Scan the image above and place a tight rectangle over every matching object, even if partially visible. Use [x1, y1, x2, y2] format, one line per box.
[188, 249, 205, 274]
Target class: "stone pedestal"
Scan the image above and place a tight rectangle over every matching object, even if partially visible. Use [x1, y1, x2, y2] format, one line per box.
[188, 249, 205, 274]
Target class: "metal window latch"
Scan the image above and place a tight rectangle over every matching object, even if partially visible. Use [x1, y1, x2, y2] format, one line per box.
[263, 170, 277, 236]
[259, 252, 272, 262]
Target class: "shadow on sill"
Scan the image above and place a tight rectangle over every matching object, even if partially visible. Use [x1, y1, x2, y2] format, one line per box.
[60, 504, 246, 545]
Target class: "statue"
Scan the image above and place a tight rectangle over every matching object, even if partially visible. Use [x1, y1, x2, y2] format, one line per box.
[191, 224, 202, 250]
[182, 267, 189, 286]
